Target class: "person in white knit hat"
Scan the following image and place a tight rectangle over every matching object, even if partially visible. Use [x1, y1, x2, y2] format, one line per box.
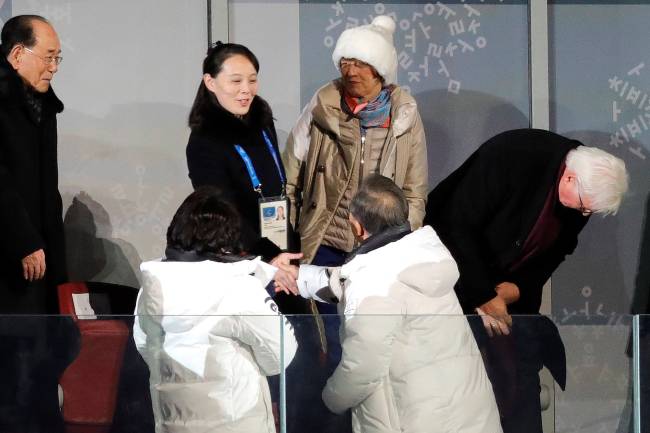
[283, 15, 427, 268]
[281, 15, 428, 433]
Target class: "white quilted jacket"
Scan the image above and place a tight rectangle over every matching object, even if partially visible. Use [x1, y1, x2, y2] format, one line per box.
[133, 258, 297, 433]
[299, 226, 502, 433]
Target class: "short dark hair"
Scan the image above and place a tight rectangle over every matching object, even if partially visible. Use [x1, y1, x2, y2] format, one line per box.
[0, 15, 49, 58]
[188, 42, 259, 129]
[349, 174, 408, 235]
[166, 186, 243, 255]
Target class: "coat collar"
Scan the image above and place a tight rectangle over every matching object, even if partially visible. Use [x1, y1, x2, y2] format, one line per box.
[345, 222, 412, 263]
[0, 52, 64, 114]
[163, 246, 255, 263]
[193, 94, 274, 142]
[312, 80, 418, 138]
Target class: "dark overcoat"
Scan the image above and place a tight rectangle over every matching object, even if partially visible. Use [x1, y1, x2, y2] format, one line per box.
[186, 95, 287, 261]
[186, 95, 309, 317]
[425, 129, 589, 314]
[0, 55, 66, 313]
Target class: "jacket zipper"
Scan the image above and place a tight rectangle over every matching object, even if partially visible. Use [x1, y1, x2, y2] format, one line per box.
[359, 127, 366, 188]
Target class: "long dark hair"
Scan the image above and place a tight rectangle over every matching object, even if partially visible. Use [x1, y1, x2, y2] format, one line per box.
[188, 42, 260, 129]
[166, 186, 243, 255]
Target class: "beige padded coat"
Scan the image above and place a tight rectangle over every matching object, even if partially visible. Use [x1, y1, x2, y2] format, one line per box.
[283, 81, 428, 262]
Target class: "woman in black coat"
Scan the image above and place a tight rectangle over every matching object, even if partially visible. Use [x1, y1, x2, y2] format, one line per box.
[185, 42, 302, 297]
[186, 43, 288, 260]
[185, 45, 310, 422]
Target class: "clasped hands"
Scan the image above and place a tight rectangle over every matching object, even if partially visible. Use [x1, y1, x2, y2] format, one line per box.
[269, 252, 303, 295]
[476, 282, 519, 337]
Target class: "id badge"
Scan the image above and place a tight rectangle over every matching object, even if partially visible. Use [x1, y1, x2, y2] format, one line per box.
[259, 196, 288, 250]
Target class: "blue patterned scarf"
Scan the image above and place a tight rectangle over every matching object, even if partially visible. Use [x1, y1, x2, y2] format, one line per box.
[344, 87, 392, 129]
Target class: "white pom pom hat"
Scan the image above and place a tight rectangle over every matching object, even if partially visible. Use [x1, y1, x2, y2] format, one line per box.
[332, 15, 398, 85]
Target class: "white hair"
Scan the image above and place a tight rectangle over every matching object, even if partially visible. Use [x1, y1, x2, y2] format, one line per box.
[565, 146, 629, 215]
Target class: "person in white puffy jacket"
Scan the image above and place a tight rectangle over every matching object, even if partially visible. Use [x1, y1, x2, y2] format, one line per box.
[295, 175, 502, 433]
[133, 187, 297, 433]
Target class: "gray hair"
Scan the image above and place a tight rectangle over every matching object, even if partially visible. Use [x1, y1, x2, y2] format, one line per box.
[566, 146, 629, 215]
[349, 174, 408, 235]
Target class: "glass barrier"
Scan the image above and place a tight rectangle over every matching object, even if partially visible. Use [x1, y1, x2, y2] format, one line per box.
[0, 313, 641, 433]
[285, 313, 636, 433]
[554, 314, 634, 433]
[637, 314, 650, 433]
[548, 1, 650, 325]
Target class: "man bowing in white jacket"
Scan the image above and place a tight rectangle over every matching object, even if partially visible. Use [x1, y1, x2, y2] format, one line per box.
[295, 175, 502, 433]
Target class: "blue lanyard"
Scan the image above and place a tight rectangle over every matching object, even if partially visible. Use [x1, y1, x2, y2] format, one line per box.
[234, 144, 262, 194]
[234, 130, 285, 196]
[262, 130, 286, 186]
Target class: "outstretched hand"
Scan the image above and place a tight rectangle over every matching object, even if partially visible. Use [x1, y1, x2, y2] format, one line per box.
[273, 265, 299, 295]
[270, 252, 303, 267]
[270, 252, 303, 296]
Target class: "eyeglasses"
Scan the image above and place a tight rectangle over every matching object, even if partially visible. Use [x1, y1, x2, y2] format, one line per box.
[576, 184, 594, 216]
[340, 59, 372, 70]
[23, 46, 63, 66]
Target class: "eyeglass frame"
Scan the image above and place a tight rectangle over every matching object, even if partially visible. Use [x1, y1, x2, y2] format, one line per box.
[576, 181, 594, 216]
[339, 58, 372, 71]
[22, 46, 63, 66]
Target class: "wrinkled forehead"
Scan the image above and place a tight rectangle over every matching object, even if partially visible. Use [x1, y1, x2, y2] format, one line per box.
[31, 21, 61, 53]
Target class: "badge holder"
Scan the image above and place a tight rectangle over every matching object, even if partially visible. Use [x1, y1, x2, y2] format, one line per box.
[235, 131, 289, 251]
[259, 195, 289, 250]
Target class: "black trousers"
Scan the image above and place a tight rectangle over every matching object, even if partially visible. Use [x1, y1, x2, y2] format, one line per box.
[283, 245, 351, 433]
[468, 315, 566, 433]
[0, 316, 80, 433]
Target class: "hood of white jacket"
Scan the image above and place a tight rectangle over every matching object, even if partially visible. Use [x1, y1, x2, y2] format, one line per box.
[137, 257, 276, 321]
[134, 257, 278, 377]
[341, 226, 459, 300]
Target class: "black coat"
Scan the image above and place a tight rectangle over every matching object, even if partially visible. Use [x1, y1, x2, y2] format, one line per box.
[186, 95, 287, 261]
[425, 129, 589, 314]
[0, 55, 67, 313]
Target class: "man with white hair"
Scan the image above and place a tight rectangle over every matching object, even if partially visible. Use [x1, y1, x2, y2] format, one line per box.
[424, 128, 629, 433]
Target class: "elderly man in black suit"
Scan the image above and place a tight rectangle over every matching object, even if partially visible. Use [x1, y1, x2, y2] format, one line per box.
[0, 14, 66, 313]
[425, 128, 628, 433]
[0, 15, 78, 433]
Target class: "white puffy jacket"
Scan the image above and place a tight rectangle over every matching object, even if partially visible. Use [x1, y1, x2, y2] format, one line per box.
[133, 257, 297, 433]
[299, 226, 502, 433]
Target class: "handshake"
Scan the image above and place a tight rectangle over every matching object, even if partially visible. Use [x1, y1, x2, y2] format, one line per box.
[269, 252, 304, 296]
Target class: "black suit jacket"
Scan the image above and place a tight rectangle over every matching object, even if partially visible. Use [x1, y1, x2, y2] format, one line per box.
[425, 129, 589, 314]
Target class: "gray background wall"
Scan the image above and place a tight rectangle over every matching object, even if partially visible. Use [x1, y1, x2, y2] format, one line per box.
[232, 0, 649, 324]
[0, 1, 647, 431]
[2, 1, 645, 311]
[549, 2, 650, 323]
[232, 0, 650, 321]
